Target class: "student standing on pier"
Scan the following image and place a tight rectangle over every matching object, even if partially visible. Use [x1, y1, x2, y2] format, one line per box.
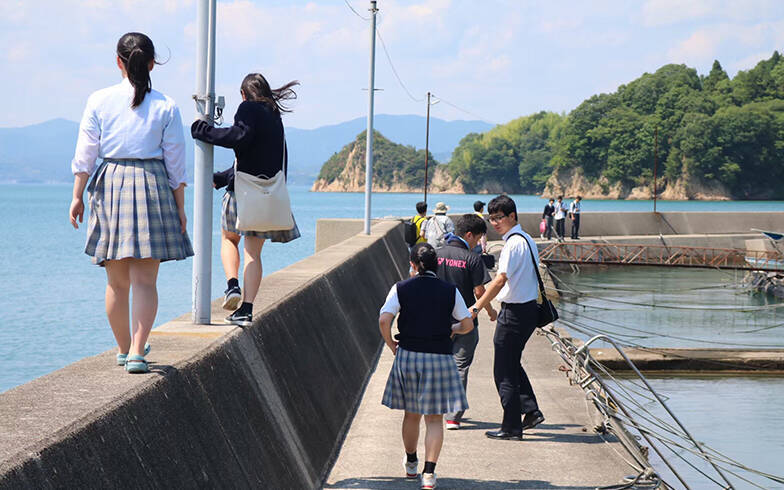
[435, 214, 497, 431]
[379, 243, 474, 489]
[554, 195, 567, 239]
[542, 198, 555, 240]
[473, 195, 545, 440]
[69, 32, 193, 374]
[569, 196, 582, 239]
[472, 200, 488, 255]
[412, 201, 428, 245]
[191, 73, 300, 327]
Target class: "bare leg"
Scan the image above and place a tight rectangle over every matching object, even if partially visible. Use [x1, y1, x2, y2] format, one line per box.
[424, 414, 444, 463]
[128, 258, 160, 357]
[104, 259, 131, 354]
[402, 411, 422, 454]
[221, 229, 241, 282]
[242, 236, 265, 303]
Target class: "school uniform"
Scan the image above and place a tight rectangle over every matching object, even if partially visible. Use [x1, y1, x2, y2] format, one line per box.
[554, 201, 567, 238]
[542, 203, 555, 239]
[192, 101, 300, 242]
[72, 78, 193, 266]
[380, 271, 471, 414]
[569, 200, 581, 239]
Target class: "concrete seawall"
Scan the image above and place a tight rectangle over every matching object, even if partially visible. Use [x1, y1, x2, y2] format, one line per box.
[0, 222, 408, 489]
[317, 212, 784, 250]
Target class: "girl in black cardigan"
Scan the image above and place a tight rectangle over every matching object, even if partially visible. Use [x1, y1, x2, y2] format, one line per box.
[191, 73, 300, 326]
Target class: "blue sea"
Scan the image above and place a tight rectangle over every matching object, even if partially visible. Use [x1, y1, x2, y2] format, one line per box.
[1, 183, 783, 393]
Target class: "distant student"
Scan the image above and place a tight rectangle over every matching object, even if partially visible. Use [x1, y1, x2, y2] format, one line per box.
[554, 195, 567, 239]
[413, 201, 428, 245]
[192, 73, 300, 327]
[421, 202, 454, 248]
[380, 243, 474, 489]
[436, 214, 497, 431]
[542, 198, 555, 240]
[69, 32, 193, 374]
[569, 196, 582, 239]
[472, 200, 488, 255]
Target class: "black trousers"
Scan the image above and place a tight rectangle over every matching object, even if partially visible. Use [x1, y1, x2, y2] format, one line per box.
[571, 214, 580, 239]
[493, 301, 539, 432]
[545, 216, 553, 239]
[555, 218, 565, 238]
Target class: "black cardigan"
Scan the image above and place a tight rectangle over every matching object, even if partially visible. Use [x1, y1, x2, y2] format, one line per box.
[191, 100, 287, 192]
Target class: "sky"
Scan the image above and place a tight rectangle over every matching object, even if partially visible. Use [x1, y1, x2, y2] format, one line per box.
[1, 0, 784, 130]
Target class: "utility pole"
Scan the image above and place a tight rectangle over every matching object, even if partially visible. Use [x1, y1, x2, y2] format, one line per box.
[653, 127, 658, 213]
[363, 0, 378, 235]
[192, 0, 216, 324]
[423, 91, 431, 204]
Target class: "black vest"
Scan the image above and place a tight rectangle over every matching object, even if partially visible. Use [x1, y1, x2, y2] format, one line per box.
[395, 272, 456, 354]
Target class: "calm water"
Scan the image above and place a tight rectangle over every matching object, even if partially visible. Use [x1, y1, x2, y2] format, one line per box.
[1, 184, 783, 486]
[554, 265, 784, 488]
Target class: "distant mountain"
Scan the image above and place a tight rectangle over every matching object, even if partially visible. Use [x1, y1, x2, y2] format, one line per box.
[0, 115, 492, 186]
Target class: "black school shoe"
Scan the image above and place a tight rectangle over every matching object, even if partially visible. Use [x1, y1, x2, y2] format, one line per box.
[222, 286, 242, 311]
[224, 309, 253, 327]
[522, 410, 545, 431]
[485, 429, 523, 441]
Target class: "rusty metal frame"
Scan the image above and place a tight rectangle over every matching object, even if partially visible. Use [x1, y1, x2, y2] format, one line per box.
[538, 242, 784, 272]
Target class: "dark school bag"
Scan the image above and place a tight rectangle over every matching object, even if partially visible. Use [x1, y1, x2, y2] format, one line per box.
[404, 215, 425, 246]
[508, 233, 559, 327]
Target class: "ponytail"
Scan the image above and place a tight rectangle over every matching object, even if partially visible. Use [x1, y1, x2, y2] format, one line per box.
[410, 243, 438, 274]
[117, 33, 156, 108]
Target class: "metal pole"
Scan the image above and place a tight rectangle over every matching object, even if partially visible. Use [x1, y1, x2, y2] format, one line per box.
[424, 91, 430, 204]
[653, 127, 658, 214]
[192, 0, 216, 324]
[363, 0, 378, 235]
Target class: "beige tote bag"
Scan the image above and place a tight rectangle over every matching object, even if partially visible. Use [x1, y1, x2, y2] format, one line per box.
[234, 129, 294, 231]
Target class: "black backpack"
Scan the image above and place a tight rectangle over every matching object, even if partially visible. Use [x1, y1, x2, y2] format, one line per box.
[404, 215, 425, 246]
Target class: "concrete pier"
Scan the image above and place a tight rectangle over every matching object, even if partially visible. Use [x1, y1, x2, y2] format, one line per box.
[326, 314, 634, 489]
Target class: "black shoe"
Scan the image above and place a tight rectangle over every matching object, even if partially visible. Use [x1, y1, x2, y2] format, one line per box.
[485, 429, 522, 441]
[224, 309, 253, 327]
[222, 286, 242, 311]
[522, 410, 545, 431]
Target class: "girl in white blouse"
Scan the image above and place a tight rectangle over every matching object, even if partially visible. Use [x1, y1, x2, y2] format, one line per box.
[69, 32, 193, 374]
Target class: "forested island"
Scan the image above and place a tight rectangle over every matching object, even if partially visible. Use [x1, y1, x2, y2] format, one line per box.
[313, 53, 784, 199]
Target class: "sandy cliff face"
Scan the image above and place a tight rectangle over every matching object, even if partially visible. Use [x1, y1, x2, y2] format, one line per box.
[542, 167, 732, 200]
[311, 160, 464, 193]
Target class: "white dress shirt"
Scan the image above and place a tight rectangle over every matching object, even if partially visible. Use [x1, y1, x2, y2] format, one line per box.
[71, 78, 187, 189]
[554, 202, 567, 219]
[497, 224, 540, 304]
[570, 201, 581, 214]
[379, 276, 471, 320]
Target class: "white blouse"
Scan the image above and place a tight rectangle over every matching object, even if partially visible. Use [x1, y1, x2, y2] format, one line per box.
[71, 78, 187, 189]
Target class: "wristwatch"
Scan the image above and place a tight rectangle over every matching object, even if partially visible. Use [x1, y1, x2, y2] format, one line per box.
[472, 307, 479, 314]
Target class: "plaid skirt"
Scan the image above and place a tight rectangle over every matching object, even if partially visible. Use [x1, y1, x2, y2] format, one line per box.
[382, 347, 468, 415]
[221, 191, 300, 242]
[85, 159, 194, 266]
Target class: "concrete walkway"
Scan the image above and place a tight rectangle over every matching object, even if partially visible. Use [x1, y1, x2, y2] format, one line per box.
[325, 306, 635, 489]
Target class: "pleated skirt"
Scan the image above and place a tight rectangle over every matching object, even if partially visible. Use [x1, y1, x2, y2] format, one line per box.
[85, 159, 194, 266]
[382, 347, 468, 415]
[221, 191, 300, 242]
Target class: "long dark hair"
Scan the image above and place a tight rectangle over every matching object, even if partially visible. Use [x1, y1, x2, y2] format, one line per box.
[116, 32, 157, 108]
[410, 243, 438, 274]
[241, 73, 299, 113]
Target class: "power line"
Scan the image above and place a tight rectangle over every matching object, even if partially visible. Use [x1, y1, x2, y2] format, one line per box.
[430, 93, 497, 125]
[343, 0, 369, 20]
[375, 26, 424, 103]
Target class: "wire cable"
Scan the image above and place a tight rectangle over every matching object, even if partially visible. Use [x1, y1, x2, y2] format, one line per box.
[343, 0, 369, 20]
[430, 93, 498, 125]
[375, 26, 424, 103]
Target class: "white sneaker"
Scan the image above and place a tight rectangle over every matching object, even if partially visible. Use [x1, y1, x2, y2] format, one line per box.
[421, 472, 437, 489]
[445, 420, 460, 430]
[404, 456, 418, 479]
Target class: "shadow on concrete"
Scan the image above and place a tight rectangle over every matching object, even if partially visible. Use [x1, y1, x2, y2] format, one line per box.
[458, 421, 584, 432]
[326, 476, 604, 489]
[525, 431, 609, 445]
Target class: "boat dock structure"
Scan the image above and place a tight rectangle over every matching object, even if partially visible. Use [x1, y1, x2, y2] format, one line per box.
[2, 211, 784, 488]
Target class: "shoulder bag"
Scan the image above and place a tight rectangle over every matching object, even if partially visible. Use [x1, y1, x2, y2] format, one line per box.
[509, 233, 559, 327]
[234, 128, 295, 232]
